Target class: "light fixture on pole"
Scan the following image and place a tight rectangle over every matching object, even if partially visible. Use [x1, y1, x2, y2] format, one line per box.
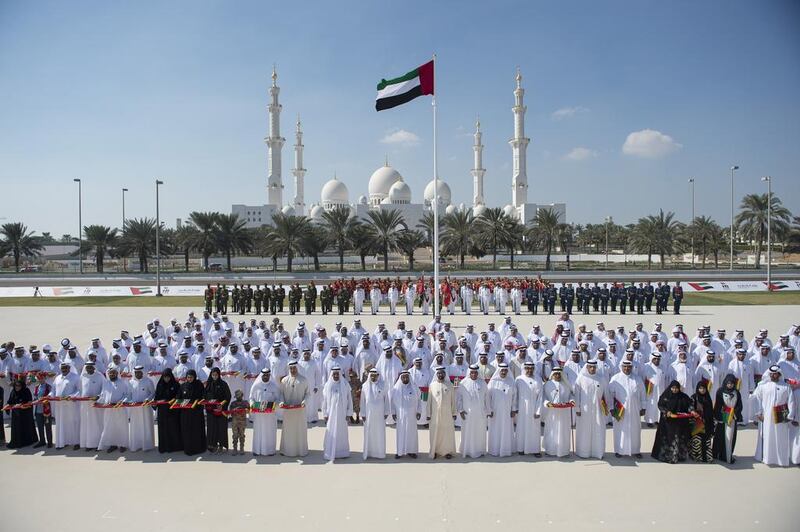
[155, 179, 164, 296]
[761, 176, 772, 290]
[605, 216, 612, 269]
[688, 178, 695, 269]
[730, 166, 739, 270]
[73, 178, 83, 274]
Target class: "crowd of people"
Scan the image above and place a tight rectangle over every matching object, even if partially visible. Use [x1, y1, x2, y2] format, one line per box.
[1, 311, 798, 466]
[202, 276, 688, 317]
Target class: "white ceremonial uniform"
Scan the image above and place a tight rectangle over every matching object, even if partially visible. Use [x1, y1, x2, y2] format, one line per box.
[542, 377, 573, 457]
[514, 373, 543, 454]
[427, 377, 457, 458]
[51, 372, 81, 448]
[753, 379, 797, 466]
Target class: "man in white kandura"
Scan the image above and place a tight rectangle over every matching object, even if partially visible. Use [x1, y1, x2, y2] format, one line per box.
[322, 366, 353, 462]
[609, 360, 646, 459]
[487, 362, 516, 457]
[249, 368, 280, 456]
[51, 362, 81, 450]
[753, 365, 797, 466]
[457, 363, 489, 458]
[79, 361, 105, 451]
[573, 360, 608, 459]
[360, 368, 390, 459]
[515, 361, 543, 456]
[128, 365, 155, 452]
[97, 365, 131, 453]
[542, 367, 573, 457]
[391, 370, 420, 459]
[279, 361, 310, 457]
[427, 366, 457, 459]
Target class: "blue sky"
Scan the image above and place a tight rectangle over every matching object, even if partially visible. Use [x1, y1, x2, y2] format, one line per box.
[1, 0, 798, 235]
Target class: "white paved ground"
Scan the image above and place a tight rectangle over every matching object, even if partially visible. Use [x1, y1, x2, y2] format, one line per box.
[2, 305, 799, 532]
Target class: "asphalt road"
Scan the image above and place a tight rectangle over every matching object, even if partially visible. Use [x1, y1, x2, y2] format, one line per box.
[1, 268, 796, 286]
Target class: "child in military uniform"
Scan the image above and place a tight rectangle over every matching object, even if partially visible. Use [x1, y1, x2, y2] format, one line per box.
[229, 389, 249, 455]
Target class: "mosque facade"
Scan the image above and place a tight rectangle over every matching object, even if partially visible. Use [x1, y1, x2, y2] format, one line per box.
[232, 67, 566, 229]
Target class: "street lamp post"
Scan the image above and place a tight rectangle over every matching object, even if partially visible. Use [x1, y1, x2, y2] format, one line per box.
[122, 187, 129, 273]
[155, 180, 164, 296]
[73, 178, 83, 274]
[605, 216, 612, 269]
[729, 166, 739, 270]
[762, 176, 772, 290]
[688, 178, 695, 269]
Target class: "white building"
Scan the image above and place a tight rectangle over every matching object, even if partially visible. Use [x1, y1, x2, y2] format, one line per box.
[233, 67, 566, 229]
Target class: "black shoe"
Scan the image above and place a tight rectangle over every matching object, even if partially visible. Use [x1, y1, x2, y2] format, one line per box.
[615, 453, 621, 458]
[634, 453, 643, 459]
[395, 454, 401, 459]
[445, 454, 452, 460]
[107, 446, 117, 454]
[34, 442, 45, 448]
[646, 423, 654, 428]
[409, 453, 417, 459]
[73, 444, 80, 451]
[47, 443, 53, 448]
[533, 453, 541, 458]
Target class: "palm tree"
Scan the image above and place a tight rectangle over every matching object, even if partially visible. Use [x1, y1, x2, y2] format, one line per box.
[320, 206, 358, 272]
[300, 225, 328, 271]
[396, 230, 426, 271]
[628, 210, 682, 268]
[82, 225, 118, 273]
[785, 216, 800, 254]
[686, 216, 719, 268]
[627, 217, 656, 269]
[121, 218, 156, 272]
[474, 208, 511, 269]
[253, 225, 279, 271]
[529, 208, 562, 270]
[349, 223, 376, 271]
[440, 210, 476, 268]
[175, 225, 199, 272]
[0, 222, 44, 272]
[504, 217, 525, 270]
[735, 193, 792, 268]
[365, 209, 406, 271]
[269, 213, 311, 272]
[215, 213, 254, 272]
[556, 223, 576, 271]
[188, 211, 221, 270]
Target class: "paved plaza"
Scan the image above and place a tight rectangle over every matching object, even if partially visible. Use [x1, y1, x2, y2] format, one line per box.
[2, 304, 799, 532]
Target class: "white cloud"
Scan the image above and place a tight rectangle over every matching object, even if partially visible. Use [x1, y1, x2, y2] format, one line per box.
[552, 106, 588, 120]
[622, 129, 682, 158]
[564, 147, 598, 161]
[380, 129, 420, 147]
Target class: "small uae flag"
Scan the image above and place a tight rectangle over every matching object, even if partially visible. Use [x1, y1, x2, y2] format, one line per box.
[688, 282, 714, 291]
[130, 286, 153, 295]
[611, 398, 625, 421]
[419, 386, 429, 402]
[375, 60, 434, 111]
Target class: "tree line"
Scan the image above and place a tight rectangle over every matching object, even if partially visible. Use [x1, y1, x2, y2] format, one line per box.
[1, 193, 797, 273]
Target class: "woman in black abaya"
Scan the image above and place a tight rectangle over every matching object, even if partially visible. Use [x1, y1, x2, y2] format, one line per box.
[690, 381, 715, 462]
[712, 373, 743, 463]
[154, 368, 183, 453]
[178, 370, 207, 456]
[651, 380, 692, 463]
[204, 367, 231, 453]
[6, 378, 38, 449]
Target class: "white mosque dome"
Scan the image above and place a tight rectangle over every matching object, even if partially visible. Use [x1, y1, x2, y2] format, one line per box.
[473, 204, 487, 217]
[502, 204, 516, 218]
[357, 195, 368, 205]
[388, 179, 412, 204]
[309, 204, 325, 221]
[380, 197, 392, 205]
[445, 205, 456, 215]
[281, 205, 295, 216]
[321, 177, 349, 206]
[368, 165, 403, 202]
[424, 178, 451, 206]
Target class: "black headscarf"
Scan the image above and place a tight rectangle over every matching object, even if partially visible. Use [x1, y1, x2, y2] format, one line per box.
[657, 379, 691, 414]
[204, 367, 231, 403]
[179, 369, 205, 401]
[714, 373, 743, 423]
[155, 368, 180, 401]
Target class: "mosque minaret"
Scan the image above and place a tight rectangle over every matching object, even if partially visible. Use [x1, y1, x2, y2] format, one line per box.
[510, 67, 529, 208]
[266, 66, 285, 207]
[292, 116, 306, 215]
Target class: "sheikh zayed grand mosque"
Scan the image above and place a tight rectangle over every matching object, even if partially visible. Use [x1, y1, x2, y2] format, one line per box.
[232, 68, 566, 229]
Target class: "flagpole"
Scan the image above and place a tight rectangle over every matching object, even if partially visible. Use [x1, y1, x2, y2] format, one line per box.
[432, 53, 440, 318]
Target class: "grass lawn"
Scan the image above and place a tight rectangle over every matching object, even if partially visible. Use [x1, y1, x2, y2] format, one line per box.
[0, 292, 798, 307]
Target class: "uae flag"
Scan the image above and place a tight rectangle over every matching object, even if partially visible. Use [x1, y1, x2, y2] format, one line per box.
[375, 60, 434, 111]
